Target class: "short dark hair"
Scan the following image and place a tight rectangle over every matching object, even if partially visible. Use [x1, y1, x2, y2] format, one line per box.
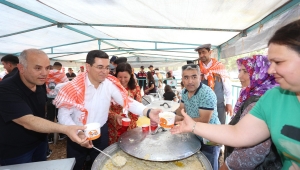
[181, 64, 200, 75]
[116, 62, 136, 90]
[110, 55, 118, 63]
[204, 48, 210, 52]
[164, 85, 173, 93]
[166, 72, 172, 78]
[268, 19, 300, 54]
[86, 50, 109, 65]
[1, 54, 19, 65]
[53, 62, 62, 67]
[114, 57, 127, 65]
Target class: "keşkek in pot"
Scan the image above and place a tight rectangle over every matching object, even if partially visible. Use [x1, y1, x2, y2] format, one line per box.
[92, 127, 212, 170]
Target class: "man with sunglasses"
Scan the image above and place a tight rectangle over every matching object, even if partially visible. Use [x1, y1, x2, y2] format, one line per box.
[175, 64, 221, 170]
[195, 44, 233, 124]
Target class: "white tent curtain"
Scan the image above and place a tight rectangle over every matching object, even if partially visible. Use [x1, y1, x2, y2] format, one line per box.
[0, 0, 299, 68]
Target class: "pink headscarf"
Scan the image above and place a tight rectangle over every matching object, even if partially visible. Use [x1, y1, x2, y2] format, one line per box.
[233, 55, 278, 114]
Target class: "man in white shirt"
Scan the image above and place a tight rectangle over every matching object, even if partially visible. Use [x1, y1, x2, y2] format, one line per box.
[153, 70, 159, 87]
[195, 44, 233, 124]
[54, 50, 160, 170]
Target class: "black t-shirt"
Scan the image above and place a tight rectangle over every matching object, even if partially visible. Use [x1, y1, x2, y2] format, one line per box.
[2, 67, 18, 80]
[163, 91, 176, 101]
[66, 72, 76, 81]
[148, 80, 157, 93]
[0, 71, 47, 159]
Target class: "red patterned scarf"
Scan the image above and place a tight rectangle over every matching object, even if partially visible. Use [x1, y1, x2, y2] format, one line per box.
[53, 72, 131, 125]
[199, 58, 229, 90]
[45, 70, 68, 93]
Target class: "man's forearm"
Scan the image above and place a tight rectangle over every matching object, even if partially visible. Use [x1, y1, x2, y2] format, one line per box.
[128, 99, 146, 117]
[57, 107, 77, 126]
[14, 115, 68, 134]
[175, 107, 183, 116]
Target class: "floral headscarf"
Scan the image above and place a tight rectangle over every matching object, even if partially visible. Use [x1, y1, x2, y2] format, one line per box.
[233, 55, 278, 114]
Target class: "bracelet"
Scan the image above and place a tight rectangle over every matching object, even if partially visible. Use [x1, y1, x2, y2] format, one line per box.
[192, 122, 197, 133]
[147, 109, 152, 118]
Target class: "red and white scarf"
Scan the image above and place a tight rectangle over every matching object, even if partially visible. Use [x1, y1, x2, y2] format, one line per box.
[45, 70, 68, 93]
[199, 58, 229, 90]
[53, 72, 131, 125]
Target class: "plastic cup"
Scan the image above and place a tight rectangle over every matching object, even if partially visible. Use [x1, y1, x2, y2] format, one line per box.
[150, 120, 158, 132]
[159, 112, 175, 129]
[141, 124, 150, 132]
[85, 123, 101, 140]
[150, 125, 158, 131]
[122, 118, 131, 126]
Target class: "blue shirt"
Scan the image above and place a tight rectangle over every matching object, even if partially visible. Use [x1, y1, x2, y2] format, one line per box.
[181, 83, 220, 125]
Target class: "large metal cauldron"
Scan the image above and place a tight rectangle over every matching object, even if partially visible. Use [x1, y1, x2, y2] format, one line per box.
[118, 127, 201, 161]
[92, 127, 212, 170]
[91, 143, 212, 170]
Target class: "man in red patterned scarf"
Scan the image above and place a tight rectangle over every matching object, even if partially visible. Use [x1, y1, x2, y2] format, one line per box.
[46, 62, 69, 95]
[53, 50, 161, 170]
[45, 62, 69, 145]
[195, 44, 233, 124]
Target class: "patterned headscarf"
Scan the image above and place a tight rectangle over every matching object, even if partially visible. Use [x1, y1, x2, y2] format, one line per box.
[233, 55, 278, 114]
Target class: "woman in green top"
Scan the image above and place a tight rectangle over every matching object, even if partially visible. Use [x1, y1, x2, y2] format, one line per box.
[171, 19, 300, 170]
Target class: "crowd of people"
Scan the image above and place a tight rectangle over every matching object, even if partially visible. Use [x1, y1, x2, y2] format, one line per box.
[0, 19, 299, 170]
[171, 19, 300, 170]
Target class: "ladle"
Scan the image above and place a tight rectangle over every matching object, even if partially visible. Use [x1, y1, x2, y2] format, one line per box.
[151, 126, 167, 135]
[93, 146, 127, 167]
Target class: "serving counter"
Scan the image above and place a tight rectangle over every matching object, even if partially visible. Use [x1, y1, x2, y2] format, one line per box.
[0, 158, 75, 170]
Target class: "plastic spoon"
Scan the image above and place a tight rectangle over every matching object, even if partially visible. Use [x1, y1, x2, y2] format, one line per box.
[93, 146, 126, 167]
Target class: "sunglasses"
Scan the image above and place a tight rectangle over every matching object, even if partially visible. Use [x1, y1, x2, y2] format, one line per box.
[182, 64, 199, 70]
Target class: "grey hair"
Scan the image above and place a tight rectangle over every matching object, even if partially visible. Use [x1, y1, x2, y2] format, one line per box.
[19, 49, 46, 68]
[182, 65, 201, 75]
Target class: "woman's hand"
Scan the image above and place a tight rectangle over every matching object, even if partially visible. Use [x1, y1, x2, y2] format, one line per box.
[170, 109, 195, 134]
[116, 114, 123, 125]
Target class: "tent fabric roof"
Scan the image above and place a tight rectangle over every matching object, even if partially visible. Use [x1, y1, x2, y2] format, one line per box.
[0, 0, 299, 67]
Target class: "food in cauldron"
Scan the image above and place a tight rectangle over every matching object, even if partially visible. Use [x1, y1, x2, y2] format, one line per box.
[101, 150, 206, 170]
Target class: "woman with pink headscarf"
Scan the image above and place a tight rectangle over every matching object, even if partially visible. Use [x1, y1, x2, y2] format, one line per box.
[222, 55, 280, 170]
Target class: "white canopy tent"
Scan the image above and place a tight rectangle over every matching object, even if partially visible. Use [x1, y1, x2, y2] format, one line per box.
[0, 0, 299, 68]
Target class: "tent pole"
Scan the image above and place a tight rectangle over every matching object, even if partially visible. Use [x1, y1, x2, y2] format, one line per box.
[98, 40, 101, 50]
[217, 46, 221, 61]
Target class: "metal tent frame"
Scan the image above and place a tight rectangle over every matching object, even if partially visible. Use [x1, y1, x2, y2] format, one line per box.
[0, 0, 299, 68]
